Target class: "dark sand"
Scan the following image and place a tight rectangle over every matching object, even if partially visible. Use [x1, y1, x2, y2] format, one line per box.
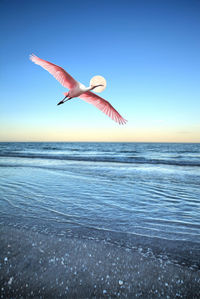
[0, 226, 200, 298]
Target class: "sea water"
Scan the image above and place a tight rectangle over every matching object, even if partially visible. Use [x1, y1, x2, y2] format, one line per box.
[0, 142, 200, 268]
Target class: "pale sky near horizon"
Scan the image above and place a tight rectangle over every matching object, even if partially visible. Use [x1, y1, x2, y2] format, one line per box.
[0, 0, 200, 142]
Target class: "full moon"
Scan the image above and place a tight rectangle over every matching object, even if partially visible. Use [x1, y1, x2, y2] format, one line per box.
[90, 75, 107, 93]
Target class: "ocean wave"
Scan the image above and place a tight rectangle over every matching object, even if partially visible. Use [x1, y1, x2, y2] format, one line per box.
[0, 152, 200, 167]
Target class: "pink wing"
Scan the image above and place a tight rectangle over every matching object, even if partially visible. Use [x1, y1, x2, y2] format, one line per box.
[79, 91, 127, 125]
[30, 54, 78, 89]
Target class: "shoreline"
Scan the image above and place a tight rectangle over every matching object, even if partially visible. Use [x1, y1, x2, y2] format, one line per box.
[0, 226, 200, 298]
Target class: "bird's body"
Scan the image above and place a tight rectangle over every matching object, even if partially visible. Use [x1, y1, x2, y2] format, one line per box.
[30, 54, 127, 125]
[68, 82, 89, 98]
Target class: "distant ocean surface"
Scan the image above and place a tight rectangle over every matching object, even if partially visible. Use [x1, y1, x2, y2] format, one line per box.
[0, 142, 200, 267]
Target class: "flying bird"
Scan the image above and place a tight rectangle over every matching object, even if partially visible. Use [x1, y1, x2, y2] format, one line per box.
[30, 54, 127, 125]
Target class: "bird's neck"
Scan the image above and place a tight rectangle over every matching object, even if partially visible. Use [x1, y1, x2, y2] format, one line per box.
[85, 85, 94, 92]
[84, 84, 102, 92]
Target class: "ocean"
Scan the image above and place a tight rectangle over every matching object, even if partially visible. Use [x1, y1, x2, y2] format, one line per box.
[0, 142, 199, 269]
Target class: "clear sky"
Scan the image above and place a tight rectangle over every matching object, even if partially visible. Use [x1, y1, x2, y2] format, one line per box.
[0, 0, 200, 142]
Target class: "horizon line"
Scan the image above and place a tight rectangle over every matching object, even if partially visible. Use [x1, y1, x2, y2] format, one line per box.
[0, 141, 199, 144]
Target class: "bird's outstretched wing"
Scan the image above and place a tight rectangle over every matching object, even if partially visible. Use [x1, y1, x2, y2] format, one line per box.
[79, 91, 127, 125]
[30, 54, 78, 89]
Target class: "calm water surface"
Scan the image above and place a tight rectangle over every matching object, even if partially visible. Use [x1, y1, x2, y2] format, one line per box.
[0, 142, 200, 265]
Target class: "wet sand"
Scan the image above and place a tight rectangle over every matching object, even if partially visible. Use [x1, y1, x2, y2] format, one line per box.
[0, 226, 200, 298]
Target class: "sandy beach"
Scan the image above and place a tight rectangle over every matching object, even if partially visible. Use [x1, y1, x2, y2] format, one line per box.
[0, 226, 200, 298]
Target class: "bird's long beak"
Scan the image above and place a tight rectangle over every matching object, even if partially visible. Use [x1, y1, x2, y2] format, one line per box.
[91, 84, 103, 90]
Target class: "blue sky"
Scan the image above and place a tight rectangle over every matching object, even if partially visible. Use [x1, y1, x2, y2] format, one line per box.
[0, 0, 200, 141]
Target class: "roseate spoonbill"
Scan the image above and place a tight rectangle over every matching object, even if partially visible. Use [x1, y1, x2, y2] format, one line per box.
[30, 54, 127, 125]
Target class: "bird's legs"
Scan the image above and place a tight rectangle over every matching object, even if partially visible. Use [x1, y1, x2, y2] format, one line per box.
[57, 94, 72, 105]
[57, 95, 67, 105]
[63, 97, 72, 102]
